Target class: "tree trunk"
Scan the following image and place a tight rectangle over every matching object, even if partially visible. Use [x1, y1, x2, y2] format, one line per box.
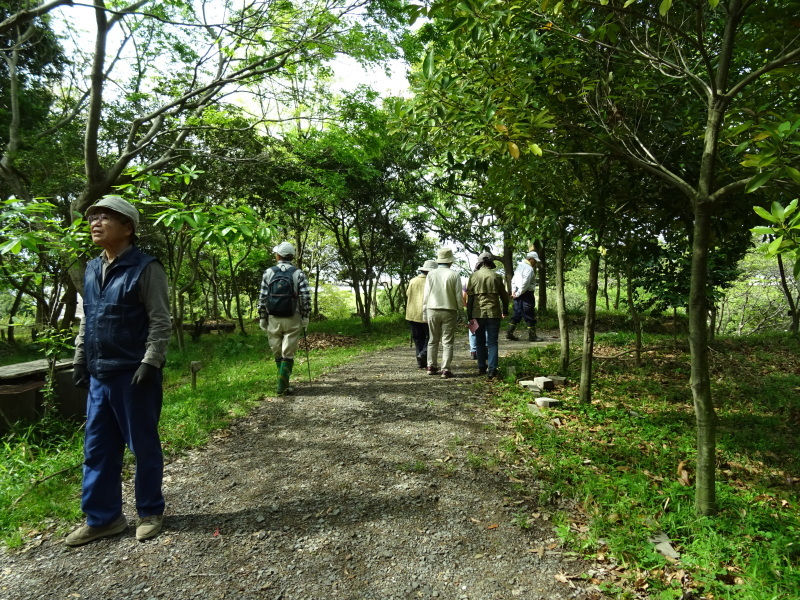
[689, 198, 717, 516]
[603, 256, 610, 310]
[626, 262, 642, 367]
[579, 254, 600, 404]
[6, 285, 29, 344]
[614, 269, 621, 311]
[226, 246, 247, 335]
[776, 253, 799, 334]
[314, 263, 321, 316]
[555, 228, 570, 375]
[502, 230, 514, 297]
[535, 241, 547, 314]
[59, 278, 78, 331]
[708, 305, 717, 342]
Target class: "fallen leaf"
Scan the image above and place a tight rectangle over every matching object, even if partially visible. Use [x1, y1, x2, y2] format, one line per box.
[487, 523, 499, 530]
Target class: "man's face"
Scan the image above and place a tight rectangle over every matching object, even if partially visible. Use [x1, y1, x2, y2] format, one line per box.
[88, 211, 133, 248]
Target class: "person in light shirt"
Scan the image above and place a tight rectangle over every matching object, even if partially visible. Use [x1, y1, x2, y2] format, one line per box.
[422, 248, 463, 379]
[506, 251, 543, 342]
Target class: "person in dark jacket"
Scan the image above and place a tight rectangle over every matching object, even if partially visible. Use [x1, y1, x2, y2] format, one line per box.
[68, 196, 171, 546]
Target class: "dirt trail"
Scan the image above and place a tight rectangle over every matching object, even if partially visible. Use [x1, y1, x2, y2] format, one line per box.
[1, 333, 602, 600]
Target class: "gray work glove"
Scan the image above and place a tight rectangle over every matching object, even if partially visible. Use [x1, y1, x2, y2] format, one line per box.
[259, 318, 269, 331]
[72, 363, 90, 388]
[131, 363, 159, 386]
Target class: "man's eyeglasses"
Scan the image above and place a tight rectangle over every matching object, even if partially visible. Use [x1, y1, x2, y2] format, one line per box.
[87, 213, 118, 224]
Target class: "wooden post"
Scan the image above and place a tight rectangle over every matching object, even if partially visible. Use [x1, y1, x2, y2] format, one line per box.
[190, 361, 203, 390]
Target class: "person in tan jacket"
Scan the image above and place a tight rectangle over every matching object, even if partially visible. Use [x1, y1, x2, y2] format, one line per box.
[422, 248, 463, 379]
[405, 259, 437, 369]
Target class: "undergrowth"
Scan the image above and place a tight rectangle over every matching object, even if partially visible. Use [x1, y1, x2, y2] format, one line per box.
[490, 331, 800, 599]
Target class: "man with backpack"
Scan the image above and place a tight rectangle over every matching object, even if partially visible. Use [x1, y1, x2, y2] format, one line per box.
[258, 242, 311, 395]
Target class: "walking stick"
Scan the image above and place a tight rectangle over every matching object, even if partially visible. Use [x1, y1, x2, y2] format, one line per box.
[302, 327, 312, 385]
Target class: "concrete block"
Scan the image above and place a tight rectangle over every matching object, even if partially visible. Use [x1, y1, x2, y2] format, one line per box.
[535, 397, 561, 408]
[519, 380, 542, 393]
[533, 376, 555, 391]
[526, 403, 542, 414]
[546, 375, 566, 387]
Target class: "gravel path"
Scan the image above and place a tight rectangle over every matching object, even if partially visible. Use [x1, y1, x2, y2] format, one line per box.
[1, 335, 603, 600]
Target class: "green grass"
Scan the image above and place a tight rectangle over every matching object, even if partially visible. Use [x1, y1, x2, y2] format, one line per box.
[0, 314, 408, 548]
[488, 330, 800, 599]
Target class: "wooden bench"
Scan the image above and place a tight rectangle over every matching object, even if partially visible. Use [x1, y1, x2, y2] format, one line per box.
[182, 321, 236, 340]
[0, 359, 86, 432]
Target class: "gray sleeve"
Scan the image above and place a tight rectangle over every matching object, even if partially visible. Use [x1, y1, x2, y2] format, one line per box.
[139, 261, 172, 367]
[73, 317, 86, 365]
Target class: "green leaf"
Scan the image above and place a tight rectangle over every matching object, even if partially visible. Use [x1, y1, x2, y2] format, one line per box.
[753, 205, 778, 222]
[708, 0, 720, 8]
[447, 17, 470, 32]
[750, 226, 775, 235]
[785, 166, 800, 184]
[423, 48, 434, 79]
[771, 201, 785, 221]
[0, 238, 22, 254]
[793, 257, 800, 279]
[659, 0, 672, 16]
[745, 171, 774, 193]
[767, 236, 783, 254]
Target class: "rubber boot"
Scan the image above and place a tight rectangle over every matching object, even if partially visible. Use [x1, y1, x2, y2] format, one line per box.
[505, 323, 519, 341]
[276, 359, 290, 396]
[283, 359, 295, 395]
[528, 326, 542, 342]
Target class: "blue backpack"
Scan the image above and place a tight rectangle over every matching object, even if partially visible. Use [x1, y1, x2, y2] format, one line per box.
[266, 266, 298, 317]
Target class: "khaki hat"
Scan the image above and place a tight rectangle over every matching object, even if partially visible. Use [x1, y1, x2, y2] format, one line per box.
[436, 247, 455, 263]
[273, 242, 296, 256]
[86, 195, 140, 229]
[420, 259, 438, 272]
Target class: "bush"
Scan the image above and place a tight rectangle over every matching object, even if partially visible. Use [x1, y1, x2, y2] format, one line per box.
[314, 283, 356, 320]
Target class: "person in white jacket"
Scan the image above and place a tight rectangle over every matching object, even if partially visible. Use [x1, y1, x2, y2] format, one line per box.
[507, 251, 542, 341]
[422, 247, 463, 378]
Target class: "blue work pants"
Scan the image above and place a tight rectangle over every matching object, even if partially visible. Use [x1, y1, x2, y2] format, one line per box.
[82, 369, 164, 526]
[474, 318, 501, 374]
[510, 291, 536, 327]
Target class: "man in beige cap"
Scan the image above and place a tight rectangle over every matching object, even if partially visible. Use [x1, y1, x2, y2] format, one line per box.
[68, 195, 171, 546]
[258, 242, 312, 395]
[422, 248, 463, 378]
[405, 259, 437, 369]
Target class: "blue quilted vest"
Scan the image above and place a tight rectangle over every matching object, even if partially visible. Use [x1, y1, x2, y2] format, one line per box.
[83, 246, 157, 377]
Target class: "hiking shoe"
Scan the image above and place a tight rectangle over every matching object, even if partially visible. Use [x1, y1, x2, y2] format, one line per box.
[440, 369, 454, 379]
[478, 367, 487, 375]
[136, 514, 164, 541]
[65, 514, 127, 547]
[487, 370, 497, 380]
[426, 366, 440, 375]
[470, 351, 477, 359]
